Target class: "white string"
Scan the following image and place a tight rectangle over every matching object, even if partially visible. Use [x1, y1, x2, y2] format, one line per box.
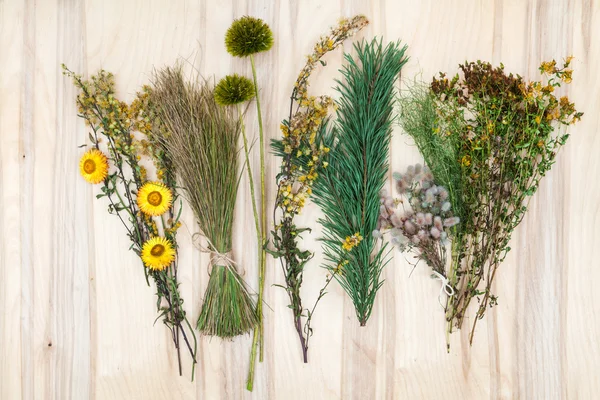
[432, 270, 454, 298]
[191, 233, 245, 276]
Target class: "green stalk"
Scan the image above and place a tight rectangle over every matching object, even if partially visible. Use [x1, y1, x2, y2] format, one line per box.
[237, 104, 262, 261]
[246, 54, 267, 391]
[238, 103, 263, 391]
[250, 54, 267, 361]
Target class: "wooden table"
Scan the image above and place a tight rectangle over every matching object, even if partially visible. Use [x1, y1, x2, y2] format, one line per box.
[1, 1, 598, 398]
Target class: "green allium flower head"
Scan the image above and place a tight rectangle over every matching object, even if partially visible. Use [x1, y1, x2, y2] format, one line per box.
[214, 74, 256, 105]
[225, 16, 274, 57]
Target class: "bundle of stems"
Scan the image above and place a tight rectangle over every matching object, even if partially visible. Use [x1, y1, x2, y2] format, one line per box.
[63, 66, 197, 378]
[221, 16, 274, 386]
[311, 38, 408, 326]
[270, 15, 369, 362]
[398, 59, 582, 345]
[150, 66, 258, 338]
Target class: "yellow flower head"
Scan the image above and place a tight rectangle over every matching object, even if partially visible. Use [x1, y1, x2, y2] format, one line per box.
[141, 236, 175, 271]
[461, 155, 472, 167]
[79, 148, 109, 184]
[137, 182, 173, 216]
[342, 232, 363, 251]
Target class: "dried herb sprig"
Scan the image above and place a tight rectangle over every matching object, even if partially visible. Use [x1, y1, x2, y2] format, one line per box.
[63, 65, 197, 378]
[270, 15, 368, 363]
[311, 38, 409, 326]
[398, 58, 582, 346]
[149, 66, 258, 338]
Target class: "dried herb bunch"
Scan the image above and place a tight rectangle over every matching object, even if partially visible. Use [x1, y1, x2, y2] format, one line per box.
[63, 65, 197, 378]
[311, 38, 409, 326]
[270, 15, 368, 362]
[375, 164, 460, 280]
[149, 66, 258, 338]
[397, 59, 582, 345]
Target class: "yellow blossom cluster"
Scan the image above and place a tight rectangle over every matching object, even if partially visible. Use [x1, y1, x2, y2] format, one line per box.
[128, 85, 153, 135]
[342, 232, 363, 251]
[519, 58, 581, 125]
[293, 15, 368, 103]
[65, 65, 183, 264]
[334, 259, 349, 275]
[276, 16, 368, 217]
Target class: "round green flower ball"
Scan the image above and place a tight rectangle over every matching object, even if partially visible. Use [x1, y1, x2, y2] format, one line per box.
[214, 74, 256, 106]
[225, 16, 274, 57]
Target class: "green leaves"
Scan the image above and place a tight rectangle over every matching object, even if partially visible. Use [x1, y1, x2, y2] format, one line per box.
[312, 38, 408, 325]
[403, 59, 582, 344]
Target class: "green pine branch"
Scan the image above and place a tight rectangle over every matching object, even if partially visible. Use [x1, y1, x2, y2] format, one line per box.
[311, 38, 408, 326]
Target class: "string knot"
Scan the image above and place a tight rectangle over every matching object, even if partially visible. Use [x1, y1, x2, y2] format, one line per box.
[192, 233, 242, 275]
[432, 270, 454, 298]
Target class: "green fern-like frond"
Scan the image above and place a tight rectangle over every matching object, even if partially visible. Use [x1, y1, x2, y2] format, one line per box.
[397, 83, 465, 228]
[311, 38, 409, 325]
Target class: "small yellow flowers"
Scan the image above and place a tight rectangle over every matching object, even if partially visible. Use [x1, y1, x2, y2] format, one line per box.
[461, 155, 472, 167]
[137, 182, 173, 216]
[342, 232, 363, 251]
[141, 237, 176, 271]
[540, 60, 557, 74]
[534, 115, 541, 124]
[334, 259, 349, 274]
[79, 148, 109, 184]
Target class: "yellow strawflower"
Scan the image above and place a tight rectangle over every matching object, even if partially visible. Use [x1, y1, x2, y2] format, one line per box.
[137, 182, 172, 216]
[141, 237, 175, 271]
[79, 148, 109, 184]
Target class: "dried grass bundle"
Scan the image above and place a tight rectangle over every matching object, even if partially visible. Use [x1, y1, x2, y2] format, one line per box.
[150, 66, 258, 337]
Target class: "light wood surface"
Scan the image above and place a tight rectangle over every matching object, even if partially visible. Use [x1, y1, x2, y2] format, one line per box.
[1, 1, 599, 399]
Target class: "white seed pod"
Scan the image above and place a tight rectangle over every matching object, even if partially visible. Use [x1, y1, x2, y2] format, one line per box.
[390, 213, 402, 228]
[434, 216, 443, 231]
[424, 213, 433, 225]
[384, 196, 395, 208]
[443, 217, 460, 227]
[404, 220, 416, 235]
[380, 205, 389, 219]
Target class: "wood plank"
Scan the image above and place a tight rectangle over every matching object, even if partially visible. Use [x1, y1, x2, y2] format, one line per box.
[0, 1, 598, 399]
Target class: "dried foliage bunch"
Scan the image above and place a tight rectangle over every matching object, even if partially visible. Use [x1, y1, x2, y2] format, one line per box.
[394, 58, 582, 346]
[311, 38, 409, 326]
[149, 66, 258, 339]
[223, 16, 273, 389]
[63, 65, 197, 378]
[270, 15, 369, 362]
[375, 164, 460, 279]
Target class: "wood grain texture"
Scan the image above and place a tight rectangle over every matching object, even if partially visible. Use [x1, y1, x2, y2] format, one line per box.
[1, 0, 599, 398]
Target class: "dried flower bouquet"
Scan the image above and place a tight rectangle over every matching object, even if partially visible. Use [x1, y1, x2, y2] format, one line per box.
[64, 66, 197, 377]
[383, 58, 582, 346]
[270, 15, 369, 362]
